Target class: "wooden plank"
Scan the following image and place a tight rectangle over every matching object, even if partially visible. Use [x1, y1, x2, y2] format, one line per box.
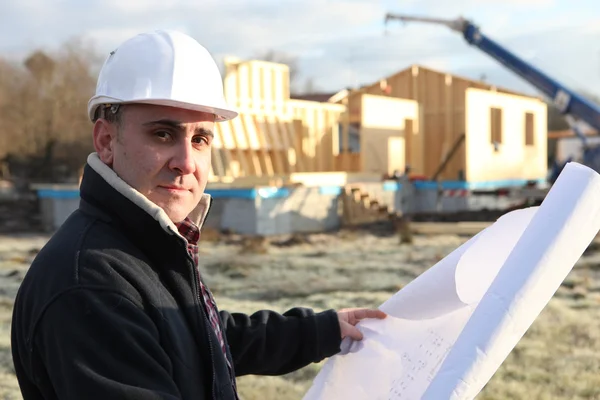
[261, 115, 286, 174]
[293, 119, 311, 172]
[442, 74, 453, 175]
[411, 66, 424, 175]
[287, 120, 306, 172]
[215, 123, 237, 177]
[328, 110, 340, 171]
[228, 117, 253, 176]
[251, 115, 275, 176]
[315, 108, 325, 172]
[424, 69, 443, 179]
[276, 118, 295, 173]
[298, 108, 313, 171]
[454, 78, 468, 180]
[309, 108, 318, 172]
[240, 113, 265, 176]
[322, 109, 336, 172]
[404, 118, 413, 171]
[341, 97, 350, 171]
[219, 119, 246, 177]
[210, 145, 226, 180]
[210, 123, 227, 179]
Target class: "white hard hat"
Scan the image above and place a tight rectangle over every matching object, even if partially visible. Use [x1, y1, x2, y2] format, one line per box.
[87, 30, 238, 122]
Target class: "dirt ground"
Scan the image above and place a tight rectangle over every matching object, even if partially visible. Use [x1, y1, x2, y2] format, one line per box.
[0, 228, 599, 400]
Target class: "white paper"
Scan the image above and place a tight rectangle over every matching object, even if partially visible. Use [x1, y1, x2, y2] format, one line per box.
[304, 162, 600, 400]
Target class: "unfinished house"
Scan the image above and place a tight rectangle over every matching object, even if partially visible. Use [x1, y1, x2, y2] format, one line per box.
[337, 65, 548, 186]
[213, 57, 347, 182]
[333, 91, 420, 177]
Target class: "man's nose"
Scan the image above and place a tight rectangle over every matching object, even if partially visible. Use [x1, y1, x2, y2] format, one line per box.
[169, 141, 196, 175]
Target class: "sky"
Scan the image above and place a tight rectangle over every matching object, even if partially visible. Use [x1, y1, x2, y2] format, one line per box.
[1, 0, 599, 99]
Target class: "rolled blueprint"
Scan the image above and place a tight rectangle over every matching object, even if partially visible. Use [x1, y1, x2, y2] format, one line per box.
[303, 162, 600, 400]
[422, 161, 600, 399]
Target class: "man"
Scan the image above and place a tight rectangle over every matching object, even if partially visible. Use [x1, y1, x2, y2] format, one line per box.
[11, 30, 386, 399]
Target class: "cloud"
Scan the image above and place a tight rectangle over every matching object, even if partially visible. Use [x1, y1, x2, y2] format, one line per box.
[85, 28, 152, 49]
[474, 0, 554, 4]
[0, 0, 598, 98]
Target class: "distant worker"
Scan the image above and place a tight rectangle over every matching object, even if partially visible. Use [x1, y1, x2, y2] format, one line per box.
[11, 30, 386, 399]
[396, 164, 415, 243]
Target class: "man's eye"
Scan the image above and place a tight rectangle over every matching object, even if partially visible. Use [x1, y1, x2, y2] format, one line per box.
[193, 136, 210, 145]
[155, 131, 171, 140]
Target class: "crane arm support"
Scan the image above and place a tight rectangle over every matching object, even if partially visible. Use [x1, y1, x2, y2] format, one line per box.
[385, 13, 600, 132]
[462, 24, 600, 131]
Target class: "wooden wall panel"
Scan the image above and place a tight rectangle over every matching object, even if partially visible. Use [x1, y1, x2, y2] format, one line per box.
[348, 64, 544, 181]
[217, 59, 347, 181]
[223, 58, 291, 117]
[207, 109, 347, 182]
[464, 87, 547, 182]
[288, 100, 345, 173]
[351, 66, 470, 179]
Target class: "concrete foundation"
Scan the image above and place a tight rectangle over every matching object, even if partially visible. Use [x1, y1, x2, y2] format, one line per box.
[31, 178, 541, 235]
[32, 182, 399, 235]
[34, 185, 81, 231]
[205, 185, 360, 236]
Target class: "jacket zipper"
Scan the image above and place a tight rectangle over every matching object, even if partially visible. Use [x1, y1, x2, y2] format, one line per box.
[185, 196, 218, 399]
[191, 260, 217, 400]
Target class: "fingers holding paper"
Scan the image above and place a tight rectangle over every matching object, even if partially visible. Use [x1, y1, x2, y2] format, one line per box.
[337, 308, 387, 340]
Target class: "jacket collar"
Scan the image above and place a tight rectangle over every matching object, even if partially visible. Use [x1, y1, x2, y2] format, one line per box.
[82, 152, 212, 241]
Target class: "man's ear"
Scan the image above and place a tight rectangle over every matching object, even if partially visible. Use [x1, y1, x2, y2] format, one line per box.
[92, 119, 116, 165]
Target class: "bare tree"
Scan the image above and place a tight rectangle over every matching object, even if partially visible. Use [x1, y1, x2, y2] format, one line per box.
[0, 37, 100, 183]
[302, 77, 320, 95]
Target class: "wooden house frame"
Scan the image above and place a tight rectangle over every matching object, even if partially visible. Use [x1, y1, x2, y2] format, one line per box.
[336, 65, 548, 183]
[208, 58, 349, 184]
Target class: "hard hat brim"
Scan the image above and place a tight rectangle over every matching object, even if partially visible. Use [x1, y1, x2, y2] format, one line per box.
[88, 96, 238, 123]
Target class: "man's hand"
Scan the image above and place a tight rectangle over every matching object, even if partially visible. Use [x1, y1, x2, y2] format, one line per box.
[337, 308, 387, 340]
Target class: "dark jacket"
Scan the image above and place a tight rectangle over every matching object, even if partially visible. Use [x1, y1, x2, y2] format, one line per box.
[11, 154, 342, 400]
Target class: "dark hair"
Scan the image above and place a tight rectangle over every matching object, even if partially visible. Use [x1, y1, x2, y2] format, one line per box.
[93, 104, 125, 127]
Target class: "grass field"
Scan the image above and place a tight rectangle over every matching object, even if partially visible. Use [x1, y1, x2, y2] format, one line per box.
[0, 229, 599, 399]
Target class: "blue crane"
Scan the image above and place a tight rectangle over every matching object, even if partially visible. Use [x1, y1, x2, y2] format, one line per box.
[384, 13, 600, 179]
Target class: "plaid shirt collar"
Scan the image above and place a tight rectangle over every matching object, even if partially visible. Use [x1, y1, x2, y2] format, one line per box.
[175, 217, 201, 268]
[176, 217, 200, 245]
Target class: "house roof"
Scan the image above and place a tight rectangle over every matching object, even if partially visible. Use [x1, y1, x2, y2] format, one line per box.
[291, 64, 544, 105]
[359, 63, 543, 101]
[290, 93, 338, 102]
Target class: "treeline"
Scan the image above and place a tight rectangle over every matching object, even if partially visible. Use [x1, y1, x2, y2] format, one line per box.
[0, 39, 100, 184]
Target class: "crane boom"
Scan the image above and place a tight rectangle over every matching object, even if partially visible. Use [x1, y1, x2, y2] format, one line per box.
[384, 13, 600, 133]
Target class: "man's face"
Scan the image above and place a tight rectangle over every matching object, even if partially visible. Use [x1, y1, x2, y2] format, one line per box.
[93, 103, 215, 223]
